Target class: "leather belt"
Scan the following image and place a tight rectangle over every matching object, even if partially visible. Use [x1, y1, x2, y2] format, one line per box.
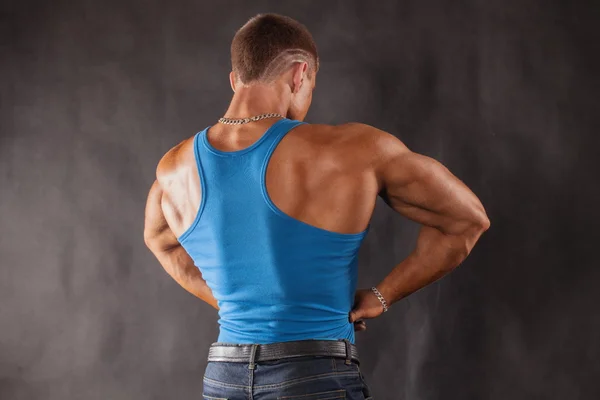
[207, 339, 360, 366]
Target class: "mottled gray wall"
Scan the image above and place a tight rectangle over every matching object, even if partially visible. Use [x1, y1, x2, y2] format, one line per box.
[1, 1, 598, 399]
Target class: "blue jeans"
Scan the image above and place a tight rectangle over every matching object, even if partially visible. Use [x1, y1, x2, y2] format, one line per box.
[202, 355, 374, 399]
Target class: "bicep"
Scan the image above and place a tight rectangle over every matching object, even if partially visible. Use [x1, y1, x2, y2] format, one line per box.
[376, 136, 488, 235]
[143, 180, 180, 252]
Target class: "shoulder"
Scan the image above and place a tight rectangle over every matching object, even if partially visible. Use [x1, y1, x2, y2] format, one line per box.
[301, 122, 406, 146]
[300, 122, 410, 164]
[336, 123, 408, 149]
[155, 136, 195, 181]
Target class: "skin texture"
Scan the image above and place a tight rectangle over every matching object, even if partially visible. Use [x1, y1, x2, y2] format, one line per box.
[144, 60, 491, 333]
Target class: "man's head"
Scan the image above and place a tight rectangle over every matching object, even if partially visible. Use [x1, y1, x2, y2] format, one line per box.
[230, 14, 319, 120]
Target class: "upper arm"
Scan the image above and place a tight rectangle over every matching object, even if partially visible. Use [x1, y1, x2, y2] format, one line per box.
[143, 180, 180, 253]
[368, 126, 490, 235]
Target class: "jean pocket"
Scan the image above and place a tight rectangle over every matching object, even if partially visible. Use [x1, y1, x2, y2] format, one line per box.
[203, 396, 228, 400]
[278, 388, 346, 399]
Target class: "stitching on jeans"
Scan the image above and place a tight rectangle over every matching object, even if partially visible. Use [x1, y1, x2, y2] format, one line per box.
[204, 372, 357, 391]
[278, 396, 345, 400]
[253, 371, 358, 390]
[277, 389, 346, 399]
[203, 376, 248, 389]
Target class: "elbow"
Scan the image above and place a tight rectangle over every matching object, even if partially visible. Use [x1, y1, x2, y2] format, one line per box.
[454, 215, 490, 262]
[470, 204, 491, 233]
[475, 215, 491, 232]
[465, 215, 490, 244]
[459, 215, 490, 260]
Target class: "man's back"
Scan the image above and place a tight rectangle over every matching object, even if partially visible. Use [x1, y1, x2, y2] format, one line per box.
[158, 120, 381, 240]
[157, 119, 383, 344]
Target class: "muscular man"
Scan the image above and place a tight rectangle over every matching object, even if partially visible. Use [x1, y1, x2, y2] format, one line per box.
[144, 13, 490, 400]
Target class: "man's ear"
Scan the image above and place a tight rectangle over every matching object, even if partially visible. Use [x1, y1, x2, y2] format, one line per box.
[291, 62, 308, 94]
[229, 71, 237, 93]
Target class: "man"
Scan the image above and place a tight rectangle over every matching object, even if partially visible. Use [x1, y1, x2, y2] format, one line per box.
[144, 13, 490, 400]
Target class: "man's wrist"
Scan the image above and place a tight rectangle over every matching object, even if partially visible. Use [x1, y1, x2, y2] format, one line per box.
[371, 286, 389, 312]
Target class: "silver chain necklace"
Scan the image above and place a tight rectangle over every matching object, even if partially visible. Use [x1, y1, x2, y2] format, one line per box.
[218, 112, 283, 125]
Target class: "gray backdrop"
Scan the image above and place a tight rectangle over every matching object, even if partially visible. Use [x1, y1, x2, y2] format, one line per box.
[1, 1, 599, 399]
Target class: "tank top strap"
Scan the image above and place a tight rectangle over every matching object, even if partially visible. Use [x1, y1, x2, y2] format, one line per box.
[259, 118, 306, 160]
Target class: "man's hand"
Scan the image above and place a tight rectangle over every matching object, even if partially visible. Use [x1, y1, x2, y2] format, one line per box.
[353, 320, 367, 332]
[350, 288, 385, 332]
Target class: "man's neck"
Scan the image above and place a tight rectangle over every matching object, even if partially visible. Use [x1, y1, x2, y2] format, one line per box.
[224, 83, 290, 119]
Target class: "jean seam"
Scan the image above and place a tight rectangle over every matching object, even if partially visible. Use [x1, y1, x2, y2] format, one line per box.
[277, 389, 346, 399]
[253, 371, 358, 390]
[278, 396, 346, 400]
[203, 376, 248, 389]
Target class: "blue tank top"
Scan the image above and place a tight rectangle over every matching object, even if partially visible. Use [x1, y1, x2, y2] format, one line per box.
[177, 118, 369, 344]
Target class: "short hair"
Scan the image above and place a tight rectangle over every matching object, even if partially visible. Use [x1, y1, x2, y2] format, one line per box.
[231, 14, 319, 84]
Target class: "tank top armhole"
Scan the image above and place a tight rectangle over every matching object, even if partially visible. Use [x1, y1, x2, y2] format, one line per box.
[259, 121, 369, 240]
[177, 130, 208, 243]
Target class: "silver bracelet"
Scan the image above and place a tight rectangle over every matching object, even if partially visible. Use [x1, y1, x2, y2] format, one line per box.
[371, 287, 389, 312]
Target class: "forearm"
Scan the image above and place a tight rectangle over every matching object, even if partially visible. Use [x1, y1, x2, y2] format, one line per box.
[152, 246, 219, 310]
[376, 223, 486, 307]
